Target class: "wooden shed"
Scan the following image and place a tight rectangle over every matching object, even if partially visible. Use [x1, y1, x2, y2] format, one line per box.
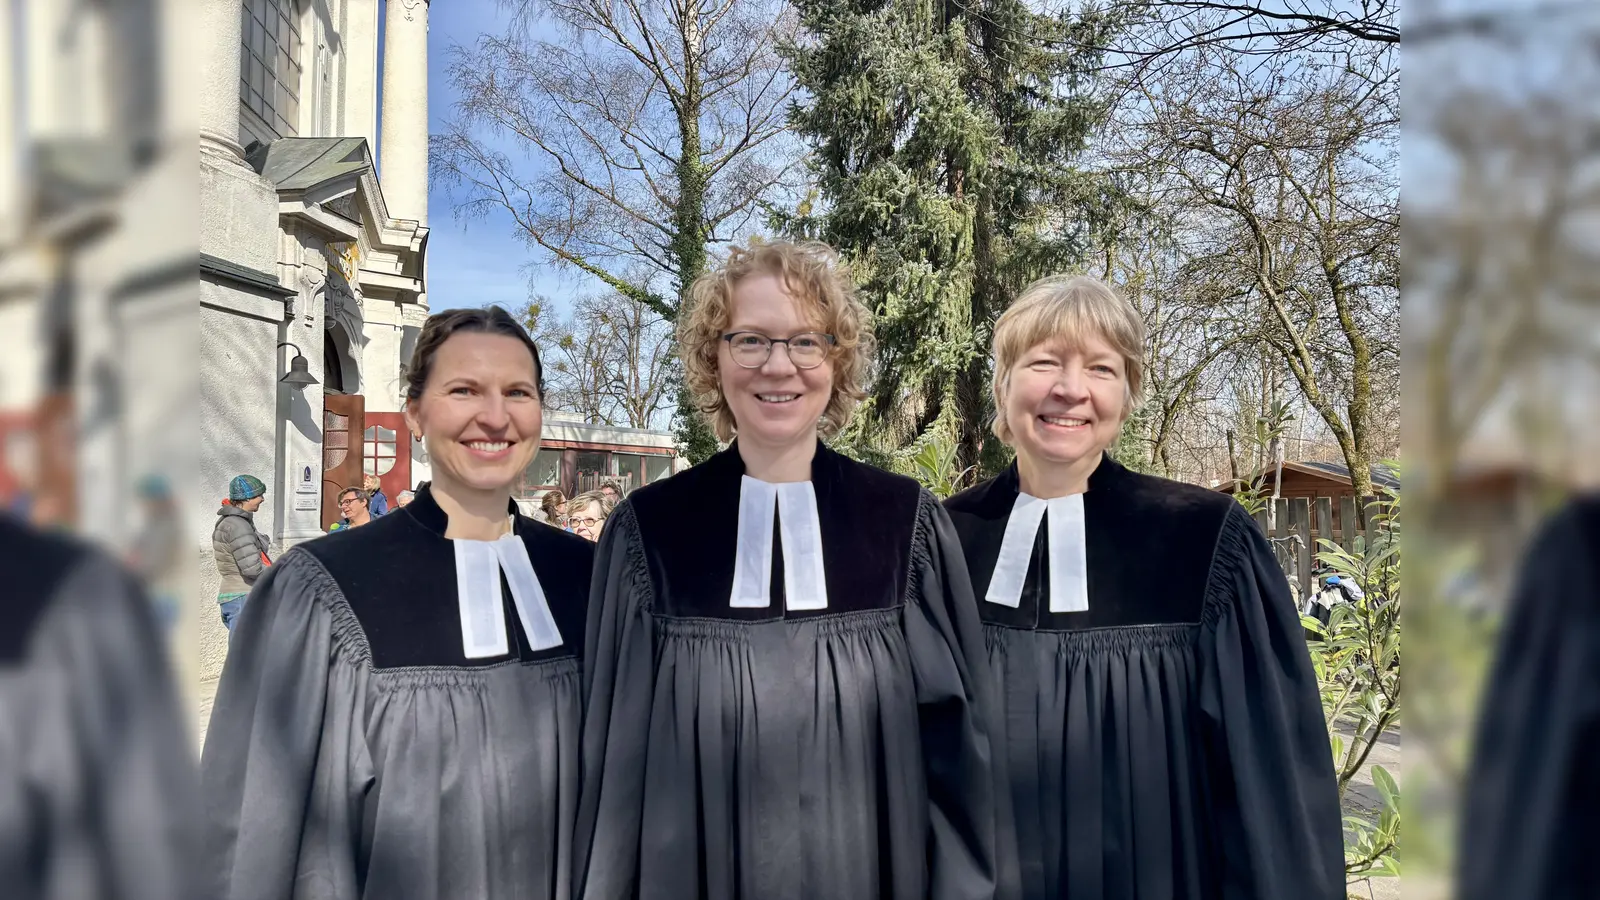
[1217, 460, 1398, 529]
[1215, 460, 1399, 601]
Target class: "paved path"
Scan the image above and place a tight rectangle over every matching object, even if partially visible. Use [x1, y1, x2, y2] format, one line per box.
[1338, 724, 1401, 900]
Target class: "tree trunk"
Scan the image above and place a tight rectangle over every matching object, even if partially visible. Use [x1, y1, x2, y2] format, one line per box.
[669, 41, 720, 463]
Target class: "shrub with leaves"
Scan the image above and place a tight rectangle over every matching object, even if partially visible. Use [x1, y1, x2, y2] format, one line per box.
[901, 429, 979, 500]
[1300, 476, 1402, 889]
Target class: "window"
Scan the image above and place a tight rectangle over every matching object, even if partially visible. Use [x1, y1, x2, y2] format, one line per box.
[239, 0, 302, 142]
[520, 449, 564, 497]
[645, 454, 674, 484]
[363, 425, 397, 476]
[613, 453, 645, 492]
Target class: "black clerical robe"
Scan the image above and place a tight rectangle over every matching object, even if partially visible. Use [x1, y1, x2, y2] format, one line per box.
[943, 456, 1344, 900]
[574, 442, 1009, 900]
[0, 516, 197, 900]
[200, 484, 594, 900]
[1459, 496, 1600, 900]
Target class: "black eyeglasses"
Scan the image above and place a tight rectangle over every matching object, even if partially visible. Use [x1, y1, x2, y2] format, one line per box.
[721, 332, 836, 369]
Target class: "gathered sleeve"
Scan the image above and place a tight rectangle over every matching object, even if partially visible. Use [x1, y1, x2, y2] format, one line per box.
[200, 550, 344, 900]
[574, 503, 658, 900]
[22, 550, 201, 900]
[906, 491, 1016, 900]
[1197, 505, 1345, 900]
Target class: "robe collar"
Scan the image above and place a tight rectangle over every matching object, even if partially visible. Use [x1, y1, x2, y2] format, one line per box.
[985, 453, 1125, 613]
[403, 482, 563, 658]
[629, 439, 921, 619]
[731, 473, 827, 611]
[404, 482, 522, 537]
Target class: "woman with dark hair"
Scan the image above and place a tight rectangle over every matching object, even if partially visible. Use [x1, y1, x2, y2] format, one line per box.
[538, 489, 567, 528]
[202, 306, 594, 900]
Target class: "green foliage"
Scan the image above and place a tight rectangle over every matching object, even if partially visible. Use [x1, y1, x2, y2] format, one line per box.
[898, 427, 978, 499]
[672, 376, 721, 465]
[1108, 403, 1160, 475]
[1225, 401, 1295, 517]
[779, 0, 1125, 469]
[1299, 469, 1402, 887]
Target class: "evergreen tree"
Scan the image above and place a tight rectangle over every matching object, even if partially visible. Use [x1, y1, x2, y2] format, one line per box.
[781, 0, 1122, 473]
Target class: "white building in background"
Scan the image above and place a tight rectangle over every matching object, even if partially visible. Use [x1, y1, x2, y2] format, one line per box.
[197, 0, 433, 705]
[0, 0, 192, 531]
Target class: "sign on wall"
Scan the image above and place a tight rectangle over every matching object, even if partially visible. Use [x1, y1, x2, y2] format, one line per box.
[295, 464, 317, 494]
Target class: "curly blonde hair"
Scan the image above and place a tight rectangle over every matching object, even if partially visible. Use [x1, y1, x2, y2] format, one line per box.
[678, 240, 874, 442]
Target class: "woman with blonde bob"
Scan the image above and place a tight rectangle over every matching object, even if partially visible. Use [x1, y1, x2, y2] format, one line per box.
[943, 275, 1343, 900]
[575, 239, 1010, 900]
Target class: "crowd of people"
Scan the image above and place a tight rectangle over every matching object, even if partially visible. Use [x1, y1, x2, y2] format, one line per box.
[197, 239, 1346, 900]
[211, 453, 620, 635]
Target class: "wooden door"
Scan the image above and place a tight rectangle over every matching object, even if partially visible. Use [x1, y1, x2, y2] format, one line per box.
[363, 412, 411, 511]
[322, 393, 364, 531]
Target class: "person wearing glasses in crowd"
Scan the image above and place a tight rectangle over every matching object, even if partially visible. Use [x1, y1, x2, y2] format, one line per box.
[943, 275, 1342, 900]
[202, 306, 595, 900]
[326, 486, 372, 532]
[538, 489, 567, 528]
[574, 240, 1012, 900]
[598, 480, 623, 504]
[564, 490, 613, 543]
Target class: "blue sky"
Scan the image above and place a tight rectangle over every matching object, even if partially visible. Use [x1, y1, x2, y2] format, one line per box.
[420, 1, 581, 313]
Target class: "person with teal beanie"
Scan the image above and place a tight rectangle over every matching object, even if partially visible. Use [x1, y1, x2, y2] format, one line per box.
[212, 474, 270, 632]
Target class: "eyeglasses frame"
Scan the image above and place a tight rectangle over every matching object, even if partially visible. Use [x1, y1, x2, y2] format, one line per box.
[720, 331, 837, 370]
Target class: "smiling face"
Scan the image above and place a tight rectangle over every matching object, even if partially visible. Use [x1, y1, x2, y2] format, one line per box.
[336, 490, 367, 523]
[1001, 331, 1128, 473]
[718, 274, 834, 454]
[403, 331, 543, 500]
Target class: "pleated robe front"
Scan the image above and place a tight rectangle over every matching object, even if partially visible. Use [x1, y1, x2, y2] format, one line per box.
[200, 485, 594, 900]
[944, 457, 1344, 900]
[575, 443, 1011, 900]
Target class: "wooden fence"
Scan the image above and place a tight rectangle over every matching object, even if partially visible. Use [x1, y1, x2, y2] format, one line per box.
[1255, 496, 1385, 604]
[574, 472, 634, 496]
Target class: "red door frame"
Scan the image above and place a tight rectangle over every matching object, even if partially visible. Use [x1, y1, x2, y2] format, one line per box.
[364, 412, 412, 509]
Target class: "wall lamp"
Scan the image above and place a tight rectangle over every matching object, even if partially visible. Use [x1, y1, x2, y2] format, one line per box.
[277, 341, 319, 389]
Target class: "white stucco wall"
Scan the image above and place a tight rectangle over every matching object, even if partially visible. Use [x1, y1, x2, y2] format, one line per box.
[0, 296, 40, 409]
[361, 301, 405, 414]
[197, 286, 282, 725]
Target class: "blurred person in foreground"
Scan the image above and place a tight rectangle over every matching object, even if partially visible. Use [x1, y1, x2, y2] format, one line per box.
[212, 475, 271, 632]
[201, 307, 595, 899]
[1458, 495, 1600, 900]
[0, 514, 198, 899]
[127, 474, 184, 633]
[943, 275, 1343, 899]
[564, 489, 612, 542]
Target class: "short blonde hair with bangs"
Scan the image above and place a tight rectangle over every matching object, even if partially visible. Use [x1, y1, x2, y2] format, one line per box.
[991, 275, 1146, 445]
[678, 240, 873, 442]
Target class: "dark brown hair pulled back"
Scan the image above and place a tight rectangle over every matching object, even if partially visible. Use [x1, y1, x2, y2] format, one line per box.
[404, 306, 545, 403]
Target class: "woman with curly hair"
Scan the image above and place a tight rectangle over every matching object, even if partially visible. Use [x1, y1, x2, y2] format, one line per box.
[574, 240, 1012, 900]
